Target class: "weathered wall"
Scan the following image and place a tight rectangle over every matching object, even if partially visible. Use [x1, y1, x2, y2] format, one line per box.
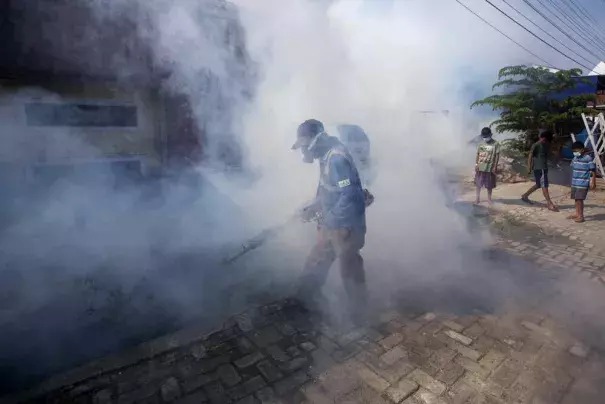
[0, 79, 165, 178]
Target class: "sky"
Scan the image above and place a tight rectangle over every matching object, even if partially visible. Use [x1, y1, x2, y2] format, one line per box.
[359, 0, 605, 74]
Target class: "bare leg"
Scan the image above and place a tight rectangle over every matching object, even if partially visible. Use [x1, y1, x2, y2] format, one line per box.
[541, 188, 559, 211]
[475, 186, 481, 204]
[521, 184, 539, 203]
[487, 188, 493, 204]
[576, 200, 585, 222]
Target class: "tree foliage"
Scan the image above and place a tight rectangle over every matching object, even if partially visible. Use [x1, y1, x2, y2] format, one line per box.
[471, 65, 595, 146]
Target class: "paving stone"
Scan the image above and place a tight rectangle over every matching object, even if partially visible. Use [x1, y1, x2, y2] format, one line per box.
[275, 322, 297, 336]
[569, 343, 589, 358]
[444, 330, 473, 346]
[300, 382, 333, 404]
[255, 387, 279, 404]
[175, 390, 209, 404]
[286, 345, 303, 357]
[235, 352, 265, 369]
[316, 361, 363, 399]
[182, 373, 218, 395]
[356, 364, 390, 392]
[160, 377, 182, 402]
[356, 339, 386, 357]
[92, 389, 113, 404]
[420, 313, 437, 322]
[317, 335, 339, 354]
[256, 360, 283, 383]
[446, 381, 476, 404]
[461, 372, 503, 399]
[309, 348, 336, 377]
[428, 347, 457, 369]
[412, 388, 448, 404]
[235, 314, 254, 332]
[385, 379, 419, 403]
[116, 384, 159, 404]
[190, 343, 208, 360]
[273, 370, 310, 396]
[217, 364, 243, 387]
[342, 385, 392, 404]
[249, 326, 282, 348]
[332, 343, 363, 362]
[435, 361, 465, 386]
[279, 356, 309, 373]
[338, 328, 368, 346]
[355, 350, 415, 384]
[380, 346, 408, 365]
[266, 345, 289, 363]
[408, 369, 446, 395]
[478, 350, 506, 371]
[454, 356, 490, 378]
[380, 310, 405, 323]
[228, 376, 267, 401]
[442, 320, 465, 333]
[490, 361, 520, 389]
[448, 341, 482, 361]
[380, 333, 405, 350]
[521, 321, 553, 338]
[236, 338, 256, 355]
[235, 396, 259, 404]
[196, 355, 233, 374]
[419, 321, 444, 337]
[203, 382, 231, 404]
[300, 342, 316, 352]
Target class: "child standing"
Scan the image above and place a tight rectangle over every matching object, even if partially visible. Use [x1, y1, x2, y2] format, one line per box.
[569, 141, 597, 223]
[474, 127, 500, 205]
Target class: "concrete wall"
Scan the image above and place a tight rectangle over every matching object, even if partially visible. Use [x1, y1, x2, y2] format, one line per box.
[0, 79, 165, 183]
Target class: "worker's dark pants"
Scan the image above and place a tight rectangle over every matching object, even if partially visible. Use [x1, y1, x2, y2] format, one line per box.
[298, 227, 367, 309]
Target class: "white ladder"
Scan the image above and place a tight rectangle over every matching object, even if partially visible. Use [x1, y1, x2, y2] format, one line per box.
[570, 113, 605, 178]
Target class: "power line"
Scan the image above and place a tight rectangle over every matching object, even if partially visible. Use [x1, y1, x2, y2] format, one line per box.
[564, 0, 605, 39]
[482, 0, 593, 71]
[555, 0, 605, 52]
[499, 0, 598, 67]
[569, 0, 602, 30]
[539, 0, 605, 59]
[453, 0, 557, 69]
[525, 0, 605, 62]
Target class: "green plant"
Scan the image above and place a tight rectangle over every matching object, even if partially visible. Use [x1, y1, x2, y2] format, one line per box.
[471, 65, 595, 149]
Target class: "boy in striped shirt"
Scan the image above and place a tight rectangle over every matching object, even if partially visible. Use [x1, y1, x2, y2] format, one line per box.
[569, 141, 597, 223]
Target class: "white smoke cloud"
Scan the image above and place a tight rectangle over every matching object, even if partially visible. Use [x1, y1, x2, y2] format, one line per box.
[5, 0, 588, 391]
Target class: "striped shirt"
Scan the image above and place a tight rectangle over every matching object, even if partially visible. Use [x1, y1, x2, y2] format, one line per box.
[571, 154, 595, 189]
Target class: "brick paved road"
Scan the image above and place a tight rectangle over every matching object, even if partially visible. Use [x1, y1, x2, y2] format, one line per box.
[8, 291, 605, 404]
[5, 183, 605, 404]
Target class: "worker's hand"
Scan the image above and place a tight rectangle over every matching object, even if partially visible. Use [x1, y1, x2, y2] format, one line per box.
[299, 203, 320, 222]
[363, 189, 375, 207]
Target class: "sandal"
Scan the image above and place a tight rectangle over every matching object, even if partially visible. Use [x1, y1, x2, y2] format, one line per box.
[575, 217, 585, 223]
[521, 197, 533, 205]
[566, 214, 578, 220]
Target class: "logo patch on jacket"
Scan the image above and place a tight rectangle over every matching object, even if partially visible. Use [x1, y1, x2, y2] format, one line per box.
[338, 179, 351, 188]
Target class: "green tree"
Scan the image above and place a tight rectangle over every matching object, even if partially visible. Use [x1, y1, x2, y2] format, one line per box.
[471, 65, 595, 149]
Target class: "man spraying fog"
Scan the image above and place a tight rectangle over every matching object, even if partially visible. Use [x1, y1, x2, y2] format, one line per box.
[291, 119, 368, 318]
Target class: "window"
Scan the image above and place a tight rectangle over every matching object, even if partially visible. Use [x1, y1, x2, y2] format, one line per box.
[25, 103, 138, 128]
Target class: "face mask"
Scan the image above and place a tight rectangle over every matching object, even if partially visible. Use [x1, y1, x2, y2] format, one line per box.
[573, 151, 582, 157]
[301, 132, 325, 163]
[482, 136, 492, 141]
[301, 146, 314, 163]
